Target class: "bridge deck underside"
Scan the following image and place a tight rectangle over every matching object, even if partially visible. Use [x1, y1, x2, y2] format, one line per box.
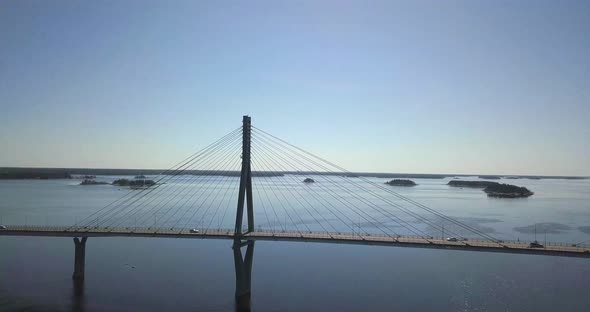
[2, 226, 589, 258]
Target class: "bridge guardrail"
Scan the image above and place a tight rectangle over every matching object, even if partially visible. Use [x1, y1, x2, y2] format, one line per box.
[2, 225, 589, 250]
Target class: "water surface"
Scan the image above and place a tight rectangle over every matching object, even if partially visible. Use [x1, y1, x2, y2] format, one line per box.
[1, 176, 589, 311]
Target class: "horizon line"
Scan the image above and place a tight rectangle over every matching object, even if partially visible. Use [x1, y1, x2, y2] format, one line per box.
[1, 166, 588, 179]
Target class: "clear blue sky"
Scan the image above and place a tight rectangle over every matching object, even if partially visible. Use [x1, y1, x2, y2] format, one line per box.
[1, 0, 589, 176]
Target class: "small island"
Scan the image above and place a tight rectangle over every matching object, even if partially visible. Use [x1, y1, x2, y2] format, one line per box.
[385, 179, 417, 187]
[112, 178, 156, 187]
[448, 180, 533, 198]
[483, 183, 533, 198]
[79, 179, 109, 185]
[303, 178, 315, 183]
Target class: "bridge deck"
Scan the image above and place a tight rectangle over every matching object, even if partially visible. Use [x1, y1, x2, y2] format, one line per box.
[2, 225, 589, 258]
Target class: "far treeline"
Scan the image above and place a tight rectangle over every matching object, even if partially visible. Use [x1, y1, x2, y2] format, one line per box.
[0, 167, 587, 180]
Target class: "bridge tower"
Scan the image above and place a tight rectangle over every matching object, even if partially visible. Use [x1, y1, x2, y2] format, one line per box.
[233, 116, 255, 311]
[234, 115, 254, 236]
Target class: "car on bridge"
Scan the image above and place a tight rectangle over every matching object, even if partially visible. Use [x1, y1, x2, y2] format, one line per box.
[0, 225, 6, 230]
[446, 237, 458, 242]
[529, 241, 544, 248]
[190, 229, 200, 233]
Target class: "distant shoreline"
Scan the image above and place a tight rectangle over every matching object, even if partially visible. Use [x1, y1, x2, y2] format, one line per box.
[0, 167, 587, 180]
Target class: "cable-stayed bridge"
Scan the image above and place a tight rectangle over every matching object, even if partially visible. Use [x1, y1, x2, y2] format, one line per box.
[2, 116, 589, 308]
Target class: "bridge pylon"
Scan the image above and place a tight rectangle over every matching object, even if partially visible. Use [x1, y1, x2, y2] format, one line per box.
[72, 237, 88, 280]
[234, 116, 254, 237]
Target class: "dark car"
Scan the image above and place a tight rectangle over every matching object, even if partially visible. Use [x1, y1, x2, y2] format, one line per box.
[529, 241, 544, 248]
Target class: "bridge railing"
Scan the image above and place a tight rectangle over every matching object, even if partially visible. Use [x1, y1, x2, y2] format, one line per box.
[3, 225, 589, 250]
[1, 225, 237, 235]
[270, 231, 590, 249]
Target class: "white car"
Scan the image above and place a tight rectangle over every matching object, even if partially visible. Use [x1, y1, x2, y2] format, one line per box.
[446, 237, 458, 242]
[190, 229, 200, 233]
[0, 225, 6, 230]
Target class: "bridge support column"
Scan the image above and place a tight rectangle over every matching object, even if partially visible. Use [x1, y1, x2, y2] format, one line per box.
[234, 115, 254, 237]
[233, 240, 254, 312]
[72, 237, 88, 280]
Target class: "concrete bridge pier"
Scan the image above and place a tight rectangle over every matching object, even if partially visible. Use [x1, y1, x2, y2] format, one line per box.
[233, 240, 254, 312]
[72, 237, 88, 280]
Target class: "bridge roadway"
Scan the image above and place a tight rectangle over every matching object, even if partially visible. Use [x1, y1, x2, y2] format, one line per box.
[2, 225, 589, 258]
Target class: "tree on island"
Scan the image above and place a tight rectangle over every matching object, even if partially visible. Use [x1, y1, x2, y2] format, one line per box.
[385, 179, 417, 186]
[112, 179, 156, 187]
[483, 183, 533, 198]
[79, 179, 109, 185]
[448, 180, 533, 198]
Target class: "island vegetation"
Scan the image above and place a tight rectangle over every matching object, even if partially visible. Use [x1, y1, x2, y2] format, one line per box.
[449, 181, 533, 198]
[112, 179, 156, 187]
[385, 179, 417, 186]
[79, 179, 109, 185]
[0, 168, 72, 179]
[483, 183, 533, 198]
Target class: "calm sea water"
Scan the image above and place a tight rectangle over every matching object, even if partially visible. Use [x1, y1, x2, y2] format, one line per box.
[1, 176, 590, 311]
